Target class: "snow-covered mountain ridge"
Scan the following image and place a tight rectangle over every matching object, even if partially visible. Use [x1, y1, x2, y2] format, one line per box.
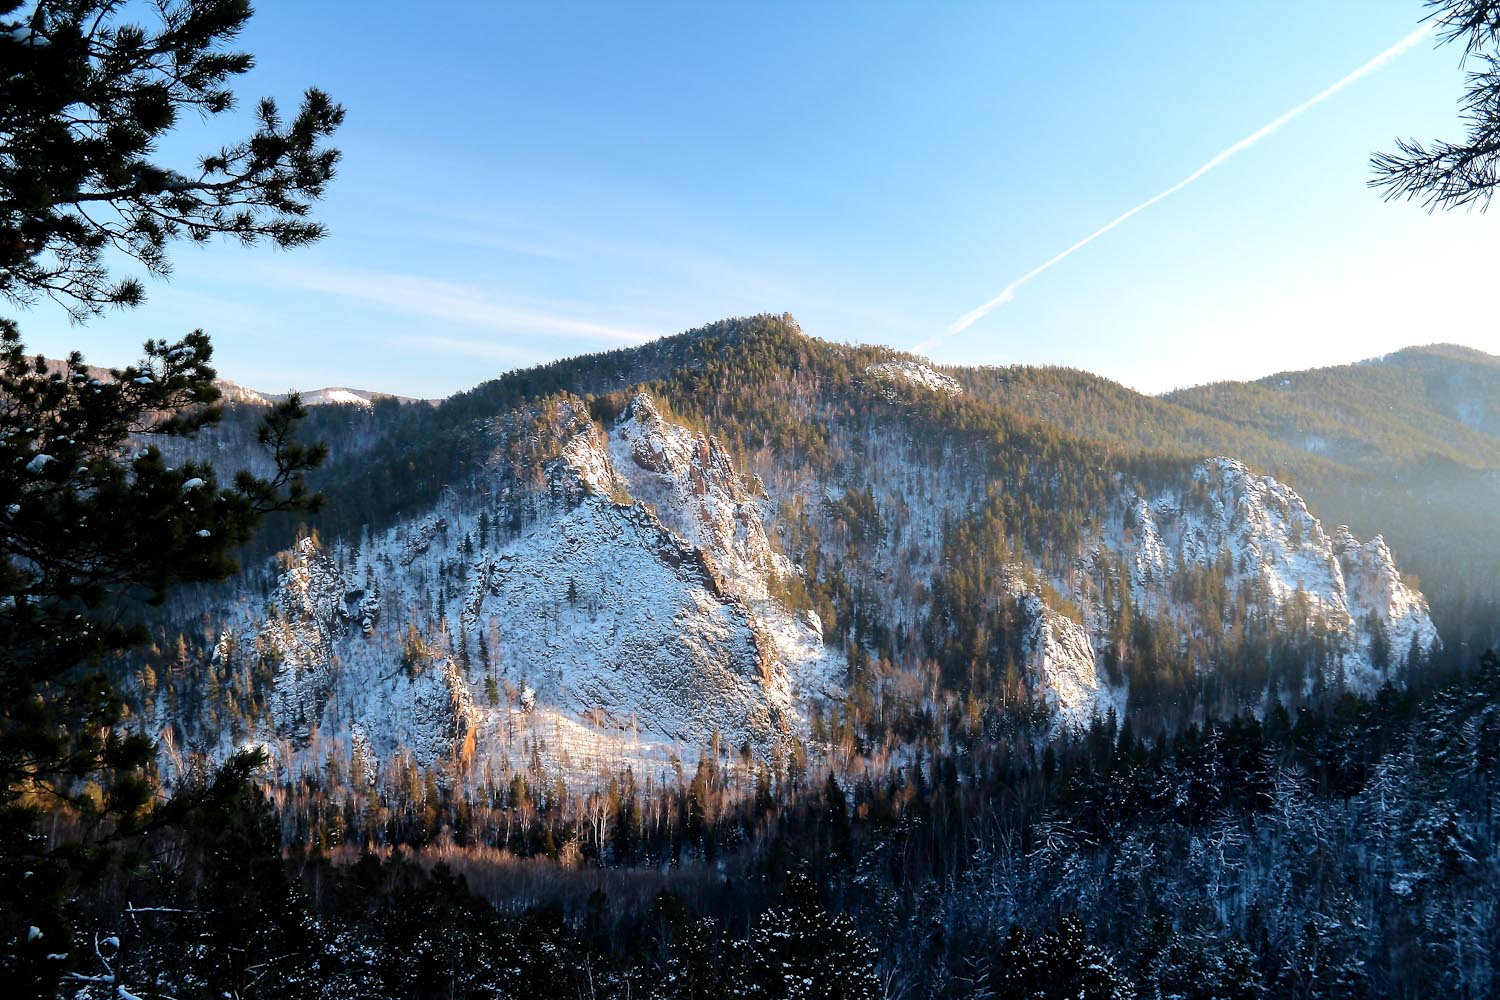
[1119, 458, 1437, 680]
[899, 456, 1439, 729]
[148, 316, 1447, 795]
[866, 360, 963, 398]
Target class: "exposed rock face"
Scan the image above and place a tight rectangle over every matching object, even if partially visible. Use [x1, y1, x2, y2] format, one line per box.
[275, 536, 350, 633]
[258, 537, 350, 741]
[1109, 458, 1438, 693]
[377, 657, 477, 770]
[1126, 459, 1337, 605]
[460, 393, 832, 751]
[209, 392, 836, 787]
[1013, 586, 1123, 728]
[994, 458, 1441, 728]
[457, 490, 788, 749]
[357, 582, 381, 635]
[1333, 527, 1441, 684]
[607, 393, 788, 599]
[214, 534, 478, 770]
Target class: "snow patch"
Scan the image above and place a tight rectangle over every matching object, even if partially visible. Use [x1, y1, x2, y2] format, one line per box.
[865, 361, 963, 398]
[301, 387, 375, 408]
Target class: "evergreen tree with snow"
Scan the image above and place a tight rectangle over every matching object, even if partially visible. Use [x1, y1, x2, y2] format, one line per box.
[0, 0, 339, 991]
[732, 870, 881, 1000]
[984, 914, 1129, 1000]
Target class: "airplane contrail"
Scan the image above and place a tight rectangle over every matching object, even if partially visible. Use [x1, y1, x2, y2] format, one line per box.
[919, 21, 1436, 355]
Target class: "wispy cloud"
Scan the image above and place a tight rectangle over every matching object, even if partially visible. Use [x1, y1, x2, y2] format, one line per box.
[384, 333, 551, 368]
[247, 262, 659, 344]
[917, 22, 1435, 355]
[379, 195, 792, 302]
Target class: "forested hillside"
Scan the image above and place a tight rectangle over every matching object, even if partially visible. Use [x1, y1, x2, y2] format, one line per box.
[952, 347, 1500, 654]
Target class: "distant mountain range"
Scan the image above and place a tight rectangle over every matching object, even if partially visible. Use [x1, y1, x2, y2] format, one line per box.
[38, 353, 437, 409]
[214, 380, 438, 408]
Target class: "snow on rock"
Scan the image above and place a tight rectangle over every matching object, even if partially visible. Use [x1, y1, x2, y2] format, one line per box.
[560, 421, 629, 498]
[605, 394, 833, 698]
[1110, 457, 1439, 693]
[399, 514, 446, 566]
[361, 658, 477, 770]
[1012, 582, 1122, 730]
[198, 391, 837, 790]
[160, 363, 1445, 782]
[1334, 527, 1441, 683]
[452, 392, 836, 754]
[274, 537, 349, 637]
[1010, 455, 1439, 719]
[462, 493, 789, 750]
[865, 361, 963, 398]
[252, 537, 351, 741]
[213, 379, 273, 406]
[211, 534, 479, 773]
[607, 393, 785, 597]
[356, 582, 381, 635]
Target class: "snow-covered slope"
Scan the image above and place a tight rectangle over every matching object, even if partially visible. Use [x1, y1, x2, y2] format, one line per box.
[216, 380, 438, 407]
[213, 379, 274, 406]
[892, 457, 1441, 732]
[199, 440, 1439, 786]
[1012, 582, 1125, 728]
[205, 392, 838, 787]
[301, 387, 376, 407]
[213, 537, 477, 771]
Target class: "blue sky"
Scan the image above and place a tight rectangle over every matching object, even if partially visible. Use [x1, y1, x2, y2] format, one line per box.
[15, 1, 1500, 397]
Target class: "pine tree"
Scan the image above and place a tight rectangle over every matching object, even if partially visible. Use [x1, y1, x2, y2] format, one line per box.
[825, 770, 853, 860]
[1370, 0, 1500, 210]
[1, 1, 342, 317]
[732, 871, 881, 1000]
[985, 914, 1130, 1000]
[176, 752, 323, 999]
[0, 2, 340, 990]
[652, 911, 730, 1000]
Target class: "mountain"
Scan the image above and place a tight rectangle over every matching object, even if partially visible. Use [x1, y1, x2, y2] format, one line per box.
[134, 315, 1466, 804]
[1161, 344, 1500, 652]
[35, 356, 435, 410]
[1166, 344, 1500, 467]
[207, 392, 836, 778]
